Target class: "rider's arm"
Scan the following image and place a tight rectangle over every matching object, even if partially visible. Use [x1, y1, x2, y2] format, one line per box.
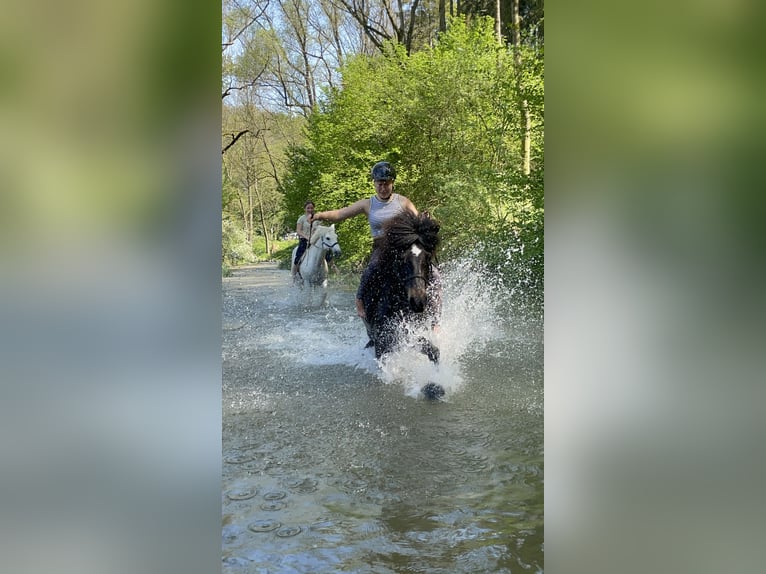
[400, 195, 419, 217]
[313, 198, 368, 223]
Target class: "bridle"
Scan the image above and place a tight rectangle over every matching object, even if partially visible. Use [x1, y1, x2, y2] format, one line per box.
[404, 274, 428, 286]
[320, 236, 339, 251]
[402, 245, 432, 286]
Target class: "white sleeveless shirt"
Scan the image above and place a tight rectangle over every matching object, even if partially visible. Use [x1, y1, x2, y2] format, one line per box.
[368, 193, 404, 239]
[296, 214, 312, 239]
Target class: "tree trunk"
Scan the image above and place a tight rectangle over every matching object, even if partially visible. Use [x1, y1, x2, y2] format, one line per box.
[248, 178, 255, 244]
[523, 100, 531, 175]
[439, 0, 446, 33]
[405, 0, 420, 54]
[511, 0, 531, 175]
[301, 45, 316, 109]
[236, 194, 249, 242]
[495, 0, 502, 44]
[254, 178, 272, 255]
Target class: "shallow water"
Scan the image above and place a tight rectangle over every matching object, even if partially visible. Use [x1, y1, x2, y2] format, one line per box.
[222, 262, 543, 573]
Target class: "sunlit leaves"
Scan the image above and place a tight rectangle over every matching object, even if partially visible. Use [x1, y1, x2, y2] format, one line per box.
[283, 16, 544, 287]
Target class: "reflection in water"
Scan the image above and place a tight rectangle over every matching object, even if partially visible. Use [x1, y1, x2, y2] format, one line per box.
[223, 262, 543, 573]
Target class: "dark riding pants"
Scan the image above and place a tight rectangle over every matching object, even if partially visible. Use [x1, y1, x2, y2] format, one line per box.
[356, 239, 385, 300]
[294, 238, 308, 265]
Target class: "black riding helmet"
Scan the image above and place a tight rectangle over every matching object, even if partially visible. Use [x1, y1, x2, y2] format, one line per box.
[371, 161, 396, 181]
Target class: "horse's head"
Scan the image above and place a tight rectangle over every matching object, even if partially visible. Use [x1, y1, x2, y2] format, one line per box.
[383, 213, 440, 313]
[400, 241, 432, 312]
[312, 224, 342, 258]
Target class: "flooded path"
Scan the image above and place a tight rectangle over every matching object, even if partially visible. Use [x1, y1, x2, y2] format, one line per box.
[222, 262, 543, 573]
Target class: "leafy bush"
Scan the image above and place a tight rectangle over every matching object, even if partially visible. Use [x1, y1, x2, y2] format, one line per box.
[222, 218, 255, 266]
[282, 17, 543, 291]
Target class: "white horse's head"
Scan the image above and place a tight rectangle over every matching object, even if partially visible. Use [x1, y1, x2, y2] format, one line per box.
[311, 224, 342, 257]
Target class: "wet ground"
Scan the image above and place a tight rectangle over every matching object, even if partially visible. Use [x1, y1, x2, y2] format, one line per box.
[222, 263, 543, 573]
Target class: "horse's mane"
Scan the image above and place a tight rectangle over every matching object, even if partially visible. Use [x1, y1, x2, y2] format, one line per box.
[381, 212, 440, 254]
[309, 224, 332, 244]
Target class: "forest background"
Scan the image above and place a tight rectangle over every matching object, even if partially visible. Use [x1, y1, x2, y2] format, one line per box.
[222, 0, 544, 297]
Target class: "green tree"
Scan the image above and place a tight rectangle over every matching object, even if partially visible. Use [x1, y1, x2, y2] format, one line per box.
[282, 16, 543, 288]
[223, 103, 304, 256]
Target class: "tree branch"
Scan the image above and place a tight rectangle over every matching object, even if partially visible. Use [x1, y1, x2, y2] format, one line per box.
[222, 2, 269, 53]
[222, 130, 250, 155]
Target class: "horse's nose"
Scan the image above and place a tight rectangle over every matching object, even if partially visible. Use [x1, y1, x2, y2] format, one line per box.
[409, 291, 427, 312]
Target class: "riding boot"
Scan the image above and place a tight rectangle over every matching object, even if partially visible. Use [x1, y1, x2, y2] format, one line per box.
[361, 317, 375, 348]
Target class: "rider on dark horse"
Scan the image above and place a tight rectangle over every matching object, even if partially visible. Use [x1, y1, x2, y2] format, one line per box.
[310, 161, 442, 341]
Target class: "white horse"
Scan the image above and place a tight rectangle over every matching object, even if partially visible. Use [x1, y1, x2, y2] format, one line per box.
[291, 224, 341, 305]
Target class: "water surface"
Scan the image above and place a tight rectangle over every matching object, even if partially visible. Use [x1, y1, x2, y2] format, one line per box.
[222, 262, 543, 573]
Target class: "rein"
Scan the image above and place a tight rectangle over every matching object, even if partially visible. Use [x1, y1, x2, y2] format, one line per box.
[322, 240, 339, 250]
[405, 274, 428, 285]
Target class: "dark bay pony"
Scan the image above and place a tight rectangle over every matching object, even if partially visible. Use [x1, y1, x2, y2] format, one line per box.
[360, 212, 444, 397]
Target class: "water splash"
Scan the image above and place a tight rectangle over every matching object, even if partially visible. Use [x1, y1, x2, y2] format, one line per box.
[369, 257, 512, 397]
[237, 257, 521, 399]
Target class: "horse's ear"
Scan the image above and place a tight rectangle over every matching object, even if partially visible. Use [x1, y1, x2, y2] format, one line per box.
[330, 224, 335, 230]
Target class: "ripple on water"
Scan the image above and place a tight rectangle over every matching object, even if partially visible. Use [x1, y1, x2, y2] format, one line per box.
[224, 453, 254, 465]
[240, 460, 270, 473]
[445, 446, 467, 457]
[225, 487, 257, 501]
[466, 429, 492, 446]
[339, 478, 368, 493]
[464, 453, 491, 473]
[265, 464, 290, 477]
[222, 556, 251, 567]
[275, 525, 302, 537]
[354, 520, 388, 537]
[260, 501, 286, 511]
[283, 477, 319, 493]
[309, 518, 337, 533]
[247, 519, 281, 532]
[262, 490, 287, 501]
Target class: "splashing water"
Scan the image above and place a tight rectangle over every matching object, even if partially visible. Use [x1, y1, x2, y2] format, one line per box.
[260, 256, 514, 399]
[222, 261, 543, 573]
[380, 256, 511, 397]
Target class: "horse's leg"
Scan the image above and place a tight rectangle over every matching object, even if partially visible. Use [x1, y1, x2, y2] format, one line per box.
[291, 247, 301, 286]
[415, 332, 442, 399]
[417, 337, 440, 363]
[300, 246, 320, 290]
[318, 260, 329, 306]
[361, 318, 375, 349]
[421, 381, 445, 400]
[294, 266, 304, 287]
[374, 323, 397, 360]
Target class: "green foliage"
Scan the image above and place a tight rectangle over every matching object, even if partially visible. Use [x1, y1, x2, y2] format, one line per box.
[222, 217, 255, 266]
[251, 236, 293, 261]
[223, 105, 306, 255]
[282, 17, 544, 289]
